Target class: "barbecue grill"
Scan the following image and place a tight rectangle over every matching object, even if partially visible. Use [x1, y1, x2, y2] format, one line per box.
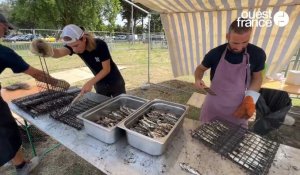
[12, 89, 80, 117]
[192, 119, 279, 175]
[12, 90, 109, 130]
[50, 93, 109, 130]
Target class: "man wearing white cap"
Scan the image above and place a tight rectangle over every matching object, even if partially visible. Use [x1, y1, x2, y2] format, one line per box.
[0, 13, 69, 175]
[31, 24, 126, 97]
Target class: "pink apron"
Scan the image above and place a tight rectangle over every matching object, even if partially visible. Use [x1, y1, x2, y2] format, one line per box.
[200, 46, 250, 128]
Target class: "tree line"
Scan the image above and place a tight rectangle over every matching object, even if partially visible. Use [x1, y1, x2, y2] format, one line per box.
[0, 0, 163, 33]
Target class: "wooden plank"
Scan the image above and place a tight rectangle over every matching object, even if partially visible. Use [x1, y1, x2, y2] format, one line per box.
[186, 92, 206, 108]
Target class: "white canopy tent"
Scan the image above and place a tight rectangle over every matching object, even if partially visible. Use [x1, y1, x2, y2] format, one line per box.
[134, 0, 300, 78]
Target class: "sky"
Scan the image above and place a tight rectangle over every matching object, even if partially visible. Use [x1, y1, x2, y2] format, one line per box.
[115, 14, 126, 26]
[110, 14, 149, 27]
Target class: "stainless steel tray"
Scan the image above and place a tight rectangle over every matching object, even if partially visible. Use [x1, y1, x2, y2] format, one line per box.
[77, 94, 148, 144]
[118, 99, 188, 155]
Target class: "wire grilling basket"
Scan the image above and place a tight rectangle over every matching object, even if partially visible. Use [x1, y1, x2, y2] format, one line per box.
[50, 98, 100, 130]
[192, 119, 279, 175]
[12, 55, 74, 117]
[12, 90, 79, 117]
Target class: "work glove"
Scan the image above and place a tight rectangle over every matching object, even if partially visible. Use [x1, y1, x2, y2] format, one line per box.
[30, 39, 54, 57]
[39, 74, 70, 91]
[53, 79, 70, 90]
[234, 90, 260, 119]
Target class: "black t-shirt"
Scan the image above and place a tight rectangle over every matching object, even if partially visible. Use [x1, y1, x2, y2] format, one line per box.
[201, 43, 266, 81]
[0, 44, 29, 74]
[66, 39, 123, 84]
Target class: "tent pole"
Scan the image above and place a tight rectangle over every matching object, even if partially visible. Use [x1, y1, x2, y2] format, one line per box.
[122, 0, 149, 14]
[148, 14, 151, 84]
[122, 0, 151, 88]
[131, 0, 134, 45]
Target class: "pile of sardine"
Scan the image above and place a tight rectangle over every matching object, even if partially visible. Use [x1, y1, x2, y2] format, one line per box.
[30, 96, 73, 115]
[130, 109, 178, 138]
[93, 105, 135, 127]
[12, 90, 75, 115]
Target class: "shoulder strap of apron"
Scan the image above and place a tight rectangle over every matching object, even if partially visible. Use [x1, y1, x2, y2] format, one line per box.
[244, 48, 251, 89]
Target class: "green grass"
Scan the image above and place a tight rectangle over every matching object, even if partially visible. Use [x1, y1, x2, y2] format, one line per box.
[292, 98, 300, 106]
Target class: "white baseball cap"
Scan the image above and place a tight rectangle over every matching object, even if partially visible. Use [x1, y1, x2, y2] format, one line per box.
[61, 24, 84, 44]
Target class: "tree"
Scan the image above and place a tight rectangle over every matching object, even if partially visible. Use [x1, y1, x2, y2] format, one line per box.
[0, 0, 13, 18]
[120, 1, 148, 33]
[101, 0, 121, 32]
[7, 0, 121, 31]
[149, 14, 163, 33]
[53, 0, 103, 29]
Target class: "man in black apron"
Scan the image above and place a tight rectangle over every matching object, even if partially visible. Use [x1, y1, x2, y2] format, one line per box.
[0, 13, 69, 174]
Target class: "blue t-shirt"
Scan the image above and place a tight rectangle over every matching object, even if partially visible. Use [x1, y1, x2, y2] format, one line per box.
[0, 44, 29, 75]
[202, 43, 266, 81]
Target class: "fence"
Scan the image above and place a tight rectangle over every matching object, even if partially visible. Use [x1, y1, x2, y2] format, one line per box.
[1, 29, 299, 87]
[2, 29, 167, 50]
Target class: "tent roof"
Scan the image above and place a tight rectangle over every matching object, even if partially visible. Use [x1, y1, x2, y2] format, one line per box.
[133, 0, 300, 77]
[135, 0, 299, 13]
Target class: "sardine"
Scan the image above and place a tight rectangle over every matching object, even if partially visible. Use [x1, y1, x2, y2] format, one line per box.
[120, 106, 131, 115]
[179, 163, 201, 175]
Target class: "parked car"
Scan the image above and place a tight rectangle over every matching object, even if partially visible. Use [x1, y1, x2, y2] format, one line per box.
[115, 35, 127, 40]
[5, 35, 20, 42]
[152, 35, 165, 41]
[43, 36, 56, 42]
[3, 34, 43, 42]
[23, 34, 43, 41]
[3, 34, 17, 42]
[128, 34, 138, 41]
[16, 34, 28, 41]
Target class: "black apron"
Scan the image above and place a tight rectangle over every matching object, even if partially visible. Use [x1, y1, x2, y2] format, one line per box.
[0, 85, 22, 166]
[94, 78, 126, 97]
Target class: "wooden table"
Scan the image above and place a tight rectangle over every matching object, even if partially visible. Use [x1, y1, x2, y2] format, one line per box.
[1, 82, 40, 102]
[262, 79, 300, 95]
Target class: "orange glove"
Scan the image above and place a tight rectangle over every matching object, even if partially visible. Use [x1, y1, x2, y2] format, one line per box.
[234, 96, 255, 119]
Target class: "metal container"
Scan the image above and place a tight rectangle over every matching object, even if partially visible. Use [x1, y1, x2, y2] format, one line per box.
[77, 94, 148, 144]
[118, 99, 188, 155]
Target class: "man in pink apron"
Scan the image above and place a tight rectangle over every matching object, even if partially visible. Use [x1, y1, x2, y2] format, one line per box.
[194, 19, 266, 128]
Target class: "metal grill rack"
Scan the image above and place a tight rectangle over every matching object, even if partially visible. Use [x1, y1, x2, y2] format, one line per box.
[191, 120, 241, 150]
[227, 133, 279, 175]
[192, 120, 279, 175]
[50, 98, 100, 130]
[36, 56, 68, 92]
[12, 90, 79, 117]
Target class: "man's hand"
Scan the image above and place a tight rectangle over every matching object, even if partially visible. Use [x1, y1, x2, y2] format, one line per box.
[30, 39, 54, 57]
[194, 64, 208, 90]
[233, 96, 256, 119]
[195, 79, 206, 89]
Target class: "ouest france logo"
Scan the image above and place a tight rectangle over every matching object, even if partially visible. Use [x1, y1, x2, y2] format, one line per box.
[237, 10, 289, 28]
